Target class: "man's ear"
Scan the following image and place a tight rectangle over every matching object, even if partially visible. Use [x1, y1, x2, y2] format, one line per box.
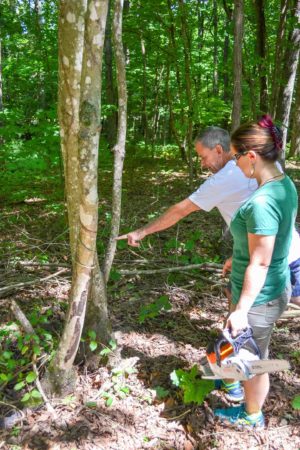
[215, 144, 224, 154]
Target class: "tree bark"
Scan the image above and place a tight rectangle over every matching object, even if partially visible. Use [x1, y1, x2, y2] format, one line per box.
[270, 0, 290, 118]
[0, 40, 3, 110]
[178, 0, 194, 180]
[254, 0, 268, 114]
[47, 0, 109, 396]
[222, 1, 233, 103]
[277, 0, 300, 154]
[231, 0, 244, 132]
[103, 0, 127, 282]
[290, 63, 300, 156]
[104, 0, 117, 150]
[212, 0, 218, 95]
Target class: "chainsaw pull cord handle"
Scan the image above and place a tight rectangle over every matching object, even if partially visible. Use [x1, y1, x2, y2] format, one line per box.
[215, 327, 261, 366]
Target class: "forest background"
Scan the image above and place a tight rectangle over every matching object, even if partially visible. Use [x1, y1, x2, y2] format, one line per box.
[0, 0, 300, 449]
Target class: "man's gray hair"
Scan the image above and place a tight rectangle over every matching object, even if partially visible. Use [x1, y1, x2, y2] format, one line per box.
[195, 126, 230, 153]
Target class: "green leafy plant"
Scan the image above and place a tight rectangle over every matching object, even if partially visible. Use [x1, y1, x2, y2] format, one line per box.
[139, 295, 172, 323]
[153, 385, 170, 400]
[99, 339, 117, 357]
[291, 395, 300, 410]
[99, 366, 134, 407]
[170, 365, 214, 405]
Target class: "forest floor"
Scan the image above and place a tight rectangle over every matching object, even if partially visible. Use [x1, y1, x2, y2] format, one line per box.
[0, 151, 300, 450]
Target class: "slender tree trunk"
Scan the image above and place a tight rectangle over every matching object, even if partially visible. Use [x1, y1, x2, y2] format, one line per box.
[0, 40, 3, 110]
[231, 0, 244, 131]
[254, 0, 268, 114]
[212, 0, 218, 95]
[104, 0, 117, 150]
[270, 0, 290, 118]
[34, 0, 47, 109]
[196, 0, 205, 90]
[166, 64, 187, 162]
[47, 0, 109, 396]
[222, 0, 233, 103]
[103, 0, 127, 282]
[140, 37, 148, 145]
[277, 0, 300, 154]
[290, 64, 300, 156]
[178, 0, 194, 179]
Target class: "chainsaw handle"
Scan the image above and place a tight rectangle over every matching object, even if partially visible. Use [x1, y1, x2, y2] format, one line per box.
[215, 327, 261, 366]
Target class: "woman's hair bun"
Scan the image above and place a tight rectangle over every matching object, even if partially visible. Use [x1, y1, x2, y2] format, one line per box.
[257, 114, 282, 151]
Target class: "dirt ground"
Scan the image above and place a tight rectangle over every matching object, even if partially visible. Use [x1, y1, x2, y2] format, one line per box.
[0, 155, 300, 449]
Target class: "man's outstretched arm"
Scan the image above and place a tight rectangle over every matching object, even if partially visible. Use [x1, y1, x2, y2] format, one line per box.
[117, 198, 200, 247]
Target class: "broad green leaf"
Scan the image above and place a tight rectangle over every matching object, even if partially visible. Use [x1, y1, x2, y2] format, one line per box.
[21, 392, 31, 402]
[106, 396, 114, 407]
[26, 371, 37, 383]
[87, 330, 96, 340]
[14, 381, 25, 391]
[292, 395, 300, 410]
[31, 389, 42, 399]
[89, 341, 98, 352]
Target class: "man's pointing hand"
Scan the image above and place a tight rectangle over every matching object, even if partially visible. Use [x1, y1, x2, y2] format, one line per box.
[116, 230, 145, 247]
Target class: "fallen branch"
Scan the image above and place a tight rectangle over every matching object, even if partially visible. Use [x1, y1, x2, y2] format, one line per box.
[0, 268, 69, 298]
[10, 300, 35, 334]
[280, 310, 300, 319]
[118, 262, 223, 276]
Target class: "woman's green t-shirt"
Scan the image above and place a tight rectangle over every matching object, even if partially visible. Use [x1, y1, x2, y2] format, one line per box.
[230, 175, 298, 306]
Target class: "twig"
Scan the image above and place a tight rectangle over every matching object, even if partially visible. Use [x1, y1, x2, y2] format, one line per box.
[17, 262, 70, 269]
[10, 300, 35, 334]
[118, 262, 223, 276]
[0, 268, 69, 298]
[32, 362, 57, 418]
[165, 408, 191, 420]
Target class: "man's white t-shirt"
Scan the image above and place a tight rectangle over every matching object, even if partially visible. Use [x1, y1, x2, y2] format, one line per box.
[188, 160, 300, 264]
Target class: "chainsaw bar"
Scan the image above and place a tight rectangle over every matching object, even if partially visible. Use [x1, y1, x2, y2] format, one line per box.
[200, 357, 290, 381]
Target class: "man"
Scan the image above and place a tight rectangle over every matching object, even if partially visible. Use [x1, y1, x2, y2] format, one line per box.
[117, 126, 300, 398]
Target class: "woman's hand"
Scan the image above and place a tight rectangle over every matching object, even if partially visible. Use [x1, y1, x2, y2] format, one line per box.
[222, 256, 232, 277]
[226, 309, 248, 337]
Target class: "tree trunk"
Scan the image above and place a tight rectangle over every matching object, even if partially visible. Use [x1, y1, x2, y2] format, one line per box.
[254, 0, 268, 114]
[178, 0, 194, 180]
[47, 0, 109, 396]
[140, 37, 148, 145]
[0, 40, 3, 110]
[166, 64, 187, 162]
[270, 0, 290, 118]
[103, 0, 127, 282]
[212, 0, 218, 95]
[277, 0, 300, 155]
[104, 0, 117, 150]
[290, 63, 300, 156]
[231, 0, 243, 131]
[222, 0, 233, 102]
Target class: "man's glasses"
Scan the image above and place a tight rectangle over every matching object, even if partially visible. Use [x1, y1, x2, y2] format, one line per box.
[232, 151, 249, 161]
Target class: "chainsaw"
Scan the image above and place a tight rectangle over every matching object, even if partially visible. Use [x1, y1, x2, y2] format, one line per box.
[199, 327, 290, 381]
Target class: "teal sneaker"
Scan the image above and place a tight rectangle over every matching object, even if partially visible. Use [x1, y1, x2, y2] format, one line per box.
[214, 380, 244, 402]
[214, 404, 265, 429]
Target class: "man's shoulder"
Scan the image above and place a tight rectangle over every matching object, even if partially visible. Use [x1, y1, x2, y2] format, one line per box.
[209, 161, 248, 185]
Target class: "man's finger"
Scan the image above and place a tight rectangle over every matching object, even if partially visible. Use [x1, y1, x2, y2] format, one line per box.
[116, 234, 128, 240]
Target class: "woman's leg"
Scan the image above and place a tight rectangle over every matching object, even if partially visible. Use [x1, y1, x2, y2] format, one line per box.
[243, 373, 269, 414]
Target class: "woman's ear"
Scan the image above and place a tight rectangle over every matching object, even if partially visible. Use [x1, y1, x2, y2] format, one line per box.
[248, 150, 257, 161]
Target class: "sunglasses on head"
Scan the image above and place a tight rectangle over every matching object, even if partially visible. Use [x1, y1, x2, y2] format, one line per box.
[233, 150, 249, 161]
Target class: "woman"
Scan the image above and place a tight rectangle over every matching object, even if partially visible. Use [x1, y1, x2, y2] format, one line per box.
[214, 115, 298, 428]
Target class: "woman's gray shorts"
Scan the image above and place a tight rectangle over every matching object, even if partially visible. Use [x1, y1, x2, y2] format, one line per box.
[247, 285, 291, 359]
